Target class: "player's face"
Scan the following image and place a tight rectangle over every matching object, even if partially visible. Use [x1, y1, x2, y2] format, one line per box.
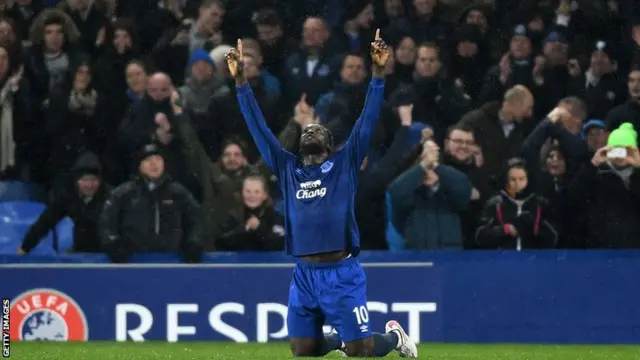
[242, 178, 267, 209]
[300, 124, 331, 155]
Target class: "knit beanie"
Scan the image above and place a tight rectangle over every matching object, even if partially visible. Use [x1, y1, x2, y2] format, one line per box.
[188, 48, 216, 69]
[607, 123, 637, 148]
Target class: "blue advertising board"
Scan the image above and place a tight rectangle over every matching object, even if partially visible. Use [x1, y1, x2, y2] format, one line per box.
[1, 251, 639, 344]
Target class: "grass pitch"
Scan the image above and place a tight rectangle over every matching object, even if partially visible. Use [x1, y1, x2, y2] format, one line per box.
[8, 342, 640, 360]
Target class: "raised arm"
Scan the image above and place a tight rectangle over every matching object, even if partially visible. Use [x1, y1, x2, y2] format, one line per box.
[226, 40, 291, 174]
[346, 29, 389, 165]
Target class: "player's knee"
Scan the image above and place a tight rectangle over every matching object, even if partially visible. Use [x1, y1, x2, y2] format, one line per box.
[345, 337, 374, 357]
[289, 340, 319, 357]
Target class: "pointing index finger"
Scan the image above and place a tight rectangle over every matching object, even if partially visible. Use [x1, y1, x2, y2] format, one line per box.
[375, 29, 380, 41]
[237, 39, 243, 57]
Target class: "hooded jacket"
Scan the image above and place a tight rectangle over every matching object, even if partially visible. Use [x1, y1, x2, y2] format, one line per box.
[20, 152, 109, 253]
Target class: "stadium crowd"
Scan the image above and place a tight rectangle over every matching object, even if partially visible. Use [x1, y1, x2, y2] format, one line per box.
[3, 0, 640, 262]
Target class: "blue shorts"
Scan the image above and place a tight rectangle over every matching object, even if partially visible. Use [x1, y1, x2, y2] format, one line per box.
[287, 256, 372, 342]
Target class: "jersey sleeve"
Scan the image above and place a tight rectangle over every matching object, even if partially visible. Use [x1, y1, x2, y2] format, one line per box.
[236, 84, 292, 174]
[345, 77, 385, 166]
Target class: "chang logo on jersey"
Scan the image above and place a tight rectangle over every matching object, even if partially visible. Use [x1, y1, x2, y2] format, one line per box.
[296, 180, 327, 200]
[10, 289, 89, 341]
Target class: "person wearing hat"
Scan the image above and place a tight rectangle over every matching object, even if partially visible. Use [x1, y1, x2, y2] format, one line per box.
[18, 152, 109, 254]
[178, 48, 222, 116]
[99, 143, 203, 263]
[568, 122, 640, 248]
[582, 119, 607, 152]
[449, 23, 487, 100]
[567, 39, 624, 120]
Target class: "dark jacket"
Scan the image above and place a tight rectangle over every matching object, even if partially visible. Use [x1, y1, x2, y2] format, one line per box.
[476, 190, 558, 249]
[568, 162, 640, 248]
[217, 206, 285, 251]
[389, 164, 472, 249]
[458, 102, 527, 190]
[20, 152, 109, 253]
[99, 175, 203, 263]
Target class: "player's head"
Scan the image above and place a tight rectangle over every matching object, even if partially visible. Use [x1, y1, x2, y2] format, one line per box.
[300, 123, 333, 156]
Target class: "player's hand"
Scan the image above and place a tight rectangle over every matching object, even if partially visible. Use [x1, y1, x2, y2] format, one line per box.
[245, 216, 260, 231]
[225, 39, 245, 79]
[370, 29, 390, 69]
[17, 248, 26, 255]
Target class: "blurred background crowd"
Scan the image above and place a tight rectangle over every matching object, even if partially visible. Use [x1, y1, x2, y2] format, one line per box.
[1, 0, 640, 262]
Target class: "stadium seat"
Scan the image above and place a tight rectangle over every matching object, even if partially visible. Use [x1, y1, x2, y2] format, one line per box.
[0, 202, 55, 255]
[0, 181, 44, 202]
[385, 192, 405, 251]
[54, 217, 75, 253]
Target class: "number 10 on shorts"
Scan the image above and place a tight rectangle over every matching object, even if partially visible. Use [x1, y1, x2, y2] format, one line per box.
[352, 305, 369, 325]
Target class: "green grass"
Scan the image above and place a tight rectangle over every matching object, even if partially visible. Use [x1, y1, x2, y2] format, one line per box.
[8, 342, 640, 360]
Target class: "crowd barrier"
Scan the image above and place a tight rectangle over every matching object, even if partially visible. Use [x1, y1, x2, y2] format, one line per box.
[1, 251, 638, 344]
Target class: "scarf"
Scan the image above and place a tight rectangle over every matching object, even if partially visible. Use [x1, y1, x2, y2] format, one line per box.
[0, 81, 15, 171]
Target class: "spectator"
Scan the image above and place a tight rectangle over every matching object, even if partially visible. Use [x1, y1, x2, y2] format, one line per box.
[100, 143, 203, 263]
[207, 52, 281, 161]
[478, 24, 534, 103]
[389, 34, 416, 86]
[172, 112, 235, 250]
[475, 157, 558, 250]
[441, 124, 490, 247]
[178, 48, 218, 116]
[60, 0, 109, 56]
[253, 8, 296, 77]
[315, 52, 368, 145]
[217, 175, 285, 251]
[152, 0, 226, 85]
[449, 24, 487, 102]
[18, 152, 108, 254]
[24, 8, 83, 114]
[582, 119, 607, 152]
[94, 19, 140, 103]
[458, 84, 533, 189]
[335, 0, 375, 54]
[567, 40, 625, 120]
[240, 38, 282, 98]
[402, 0, 450, 46]
[568, 123, 640, 248]
[0, 46, 35, 182]
[118, 72, 195, 194]
[282, 17, 338, 106]
[388, 139, 472, 249]
[4, 1, 42, 42]
[387, 42, 471, 145]
[47, 58, 109, 189]
[605, 66, 640, 131]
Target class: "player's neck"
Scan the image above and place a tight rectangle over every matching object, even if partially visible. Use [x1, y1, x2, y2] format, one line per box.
[302, 153, 328, 167]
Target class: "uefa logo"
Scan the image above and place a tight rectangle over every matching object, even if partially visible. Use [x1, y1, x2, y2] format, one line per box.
[10, 288, 88, 341]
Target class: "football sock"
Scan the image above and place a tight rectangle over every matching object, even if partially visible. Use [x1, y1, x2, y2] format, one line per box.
[372, 331, 399, 356]
[319, 333, 343, 355]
